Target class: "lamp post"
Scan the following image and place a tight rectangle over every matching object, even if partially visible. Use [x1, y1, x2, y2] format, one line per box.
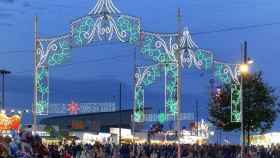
[239, 41, 253, 158]
[0, 69, 11, 110]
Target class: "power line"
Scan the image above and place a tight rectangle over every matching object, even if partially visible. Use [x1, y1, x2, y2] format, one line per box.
[0, 41, 130, 55]
[0, 21, 279, 54]
[0, 49, 32, 54]
[192, 22, 280, 35]
[13, 53, 133, 74]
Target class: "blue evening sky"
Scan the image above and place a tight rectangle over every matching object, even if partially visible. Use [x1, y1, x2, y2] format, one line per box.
[0, 0, 280, 143]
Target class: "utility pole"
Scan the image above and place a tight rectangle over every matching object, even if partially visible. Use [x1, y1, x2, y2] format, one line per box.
[240, 41, 248, 158]
[33, 16, 38, 133]
[0, 69, 11, 110]
[176, 7, 182, 158]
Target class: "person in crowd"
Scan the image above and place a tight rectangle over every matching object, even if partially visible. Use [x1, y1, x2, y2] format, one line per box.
[3, 132, 280, 158]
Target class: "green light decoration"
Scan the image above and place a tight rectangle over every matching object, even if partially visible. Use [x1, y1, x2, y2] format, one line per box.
[183, 49, 213, 70]
[36, 67, 49, 114]
[158, 113, 166, 124]
[231, 83, 241, 122]
[214, 63, 232, 84]
[47, 38, 71, 66]
[134, 86, 144, 122]
[134, 64, 163, 122]
[195, 49, 213, 70]
[142, 65, 162, 86]
[140, 33, 179, 63]
[33, 0, 241, 119]
[165, 63, 178, 114]
[116, 15, 140, 44]
[72, 16, 95, 47]
[141, 34, 167, 63]
[71, 15, 140, 46]
[36, 100, 48, 114]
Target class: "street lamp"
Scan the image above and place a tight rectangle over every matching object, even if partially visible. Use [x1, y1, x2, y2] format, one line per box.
[239, 64, 249, 74]
[0, 69, 11, 110]
[240, 41, 253, 158]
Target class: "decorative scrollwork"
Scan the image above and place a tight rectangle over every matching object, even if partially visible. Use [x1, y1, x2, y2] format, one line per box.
[37, 35, 71, 67]
[182, 48, 213, 70]
[117, 15, 140, 44]
[135, 64, 163, 87]
[140, 32, 181, 63]
[180, 28, 213, 70]
[214, 62, 239, 84]
[71, 15, 140, 46]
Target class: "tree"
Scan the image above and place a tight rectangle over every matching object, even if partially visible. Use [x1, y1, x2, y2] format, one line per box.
[44, 125, 56, 138]
[209, 72, 279, 145]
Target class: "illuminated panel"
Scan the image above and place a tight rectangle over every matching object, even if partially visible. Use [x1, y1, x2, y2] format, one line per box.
[140, 32, 178, 63]
[71, 15, 140, 46]
[165, 63, 178, 114]
[134, 86, 144, 122]
[231, 83, 241, 122]
[214, 62, 233, 84]
[134, 64, 163, 122]
[36, 66, 49, 114]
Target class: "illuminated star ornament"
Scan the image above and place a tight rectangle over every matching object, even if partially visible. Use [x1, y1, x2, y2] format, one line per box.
[67, 101, 80, 114]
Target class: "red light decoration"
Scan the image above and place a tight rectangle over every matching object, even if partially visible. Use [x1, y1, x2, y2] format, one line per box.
[67, 101, 80, 114]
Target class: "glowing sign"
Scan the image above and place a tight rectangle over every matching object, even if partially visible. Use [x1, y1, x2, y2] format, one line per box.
[136, 113, 194, 122]
[49, 102, 116, 115]
[0, 114, 21, 131]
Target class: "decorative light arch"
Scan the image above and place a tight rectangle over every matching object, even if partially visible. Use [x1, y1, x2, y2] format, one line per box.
[34, 0, 241, 123]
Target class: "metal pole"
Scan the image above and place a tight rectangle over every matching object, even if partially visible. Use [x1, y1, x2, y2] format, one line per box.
[33, 16, 38, 133]
[240, 41, 247, 158]
[176, 7, 183, 158]
[240, 70, 244, 158]
[195, 100, 198, 136]
[119, 82, 122, 145]
[132, 47, 136, 156]
[2, 73, 4, 110]
[243, 41, 247, 148]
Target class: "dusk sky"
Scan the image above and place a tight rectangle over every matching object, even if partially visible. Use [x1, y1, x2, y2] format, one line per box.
[0, 0, 280, 143]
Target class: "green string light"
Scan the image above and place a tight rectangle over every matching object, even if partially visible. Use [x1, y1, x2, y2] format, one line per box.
[166, 63, 178, 114]
[158, 113, 166, 124]
[231, 83, 241, 122]
[72, 16, 95, 46]
[214, 63, 232, 84]
[48, 39, 71, 66]
[140, 34, 168, 63]
[36, 67, 49, 114]
[195, 49, 213, 70]
[117, 16, 140, 44]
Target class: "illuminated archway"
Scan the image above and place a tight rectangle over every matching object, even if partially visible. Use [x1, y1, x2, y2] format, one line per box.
[34, 0, 241, 123]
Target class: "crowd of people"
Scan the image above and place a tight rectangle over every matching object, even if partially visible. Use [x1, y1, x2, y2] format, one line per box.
[46, 143, 280, 158]
[1, 132, 280, 158]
